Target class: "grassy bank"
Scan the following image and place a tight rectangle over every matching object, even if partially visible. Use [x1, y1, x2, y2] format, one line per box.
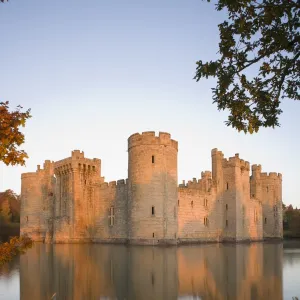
[0, 236, 33, 266]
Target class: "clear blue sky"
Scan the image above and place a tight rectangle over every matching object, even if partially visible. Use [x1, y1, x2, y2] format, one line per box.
[0, 0, 299, 207]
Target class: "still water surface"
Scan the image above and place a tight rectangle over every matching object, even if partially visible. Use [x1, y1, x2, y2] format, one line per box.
[0, 241, 299, 300]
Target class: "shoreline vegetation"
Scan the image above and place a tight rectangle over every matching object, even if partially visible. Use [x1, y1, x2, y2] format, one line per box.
[0, 235, 33, 266]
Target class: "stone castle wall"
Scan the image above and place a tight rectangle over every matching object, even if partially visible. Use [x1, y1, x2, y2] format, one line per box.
[20, 160, 55, 241]
[128, 132, 178, 244]
[93, 180, 128, 243]
[20, 131, 282, 244]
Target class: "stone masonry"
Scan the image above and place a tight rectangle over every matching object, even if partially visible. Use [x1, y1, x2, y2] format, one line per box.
[20, 131, 283, 244]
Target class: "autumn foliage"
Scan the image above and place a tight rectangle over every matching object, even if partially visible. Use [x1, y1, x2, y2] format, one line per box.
[0, 235, 33, 266]
[0, 101, 31, 166]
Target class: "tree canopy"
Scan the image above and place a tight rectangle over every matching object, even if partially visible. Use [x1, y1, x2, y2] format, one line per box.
[195, 0, 300, 133]
[0, 102, 31, 166]
[0, 189, 20, 224]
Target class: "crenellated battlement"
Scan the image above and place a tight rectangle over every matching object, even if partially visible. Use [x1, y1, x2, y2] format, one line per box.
[99, 179, 128, 189]
[201, 171, 212, 178]
[211, 148, 224, 158]
[72, 150, 84, 159]
[21, 172, 38, 179]
[128, 131, 178, 151]
[260, 172, 282, 179]
[252, 164, 262, 172]
[22, 160, 55, 179]
[178, 172, 213, 193]
[222, 153, 250, 170]
[54, 150, 101, 175]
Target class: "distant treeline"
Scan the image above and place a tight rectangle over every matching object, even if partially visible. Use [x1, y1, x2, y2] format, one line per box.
[0, 190, 20, 241]
[0, 190, 20, 223]
[283, 204, 300, 238]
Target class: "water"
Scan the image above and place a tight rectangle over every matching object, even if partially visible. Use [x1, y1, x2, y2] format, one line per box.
[0, 241, 299, 300]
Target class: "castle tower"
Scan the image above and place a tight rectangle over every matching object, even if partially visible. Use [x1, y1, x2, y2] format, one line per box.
[211, 148, 224, 194]
[52, 150, 101, 242]
[250, 164, 262, 200]
[260, 172, 283, 239]
[20, 161, 55, 241]
[220, 154, 262, 241]
[128, 131, 178, 244]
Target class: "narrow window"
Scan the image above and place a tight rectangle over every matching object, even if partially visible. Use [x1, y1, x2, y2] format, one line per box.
[152, 155, 155, 164]
[204, 217, 209, 227]
[226, 204, 228, 210]
[267, 186, 269, 193]
[226, 182, 229, 190]
[174, 206, 176, 218]
[204, 199, 208, 207]
[265, 217, 267, 224]
[178, 199, 179, 206]
[109, 206, 115, 226]
[151, 273, 155, 286]
[152, 232, 155, 238]
[226, 219, 228, 227]
[254, 209, 257, 223]
[152, 206, 155, 216]
[191, 200, 193, 207]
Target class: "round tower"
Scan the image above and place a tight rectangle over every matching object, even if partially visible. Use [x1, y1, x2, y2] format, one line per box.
[128, 131, 178, 244]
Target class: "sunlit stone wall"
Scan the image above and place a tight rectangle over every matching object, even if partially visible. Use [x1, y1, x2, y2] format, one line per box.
[93, 179, 128, 242]
[20, 131, 281, 244]
[127, 131, 178, 244]
[20, 160, 55, 241]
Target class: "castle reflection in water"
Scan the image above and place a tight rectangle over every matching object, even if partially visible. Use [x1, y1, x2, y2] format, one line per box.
[20, 243, 283, 300]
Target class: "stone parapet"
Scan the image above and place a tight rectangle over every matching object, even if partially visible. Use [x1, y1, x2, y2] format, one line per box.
[128, 131, 178, 151]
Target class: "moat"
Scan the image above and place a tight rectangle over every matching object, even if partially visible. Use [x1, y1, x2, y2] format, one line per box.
[0, 241, 300, 300]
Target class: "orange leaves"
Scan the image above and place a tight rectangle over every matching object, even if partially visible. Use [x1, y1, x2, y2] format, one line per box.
[0, 101, 31, 166]
[0, 235, 33, 266]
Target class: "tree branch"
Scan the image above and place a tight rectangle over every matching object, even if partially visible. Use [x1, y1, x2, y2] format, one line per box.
[276, 50, 300, 100]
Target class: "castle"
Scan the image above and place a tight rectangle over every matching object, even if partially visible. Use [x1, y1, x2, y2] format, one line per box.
[20, 131, 283, 244]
